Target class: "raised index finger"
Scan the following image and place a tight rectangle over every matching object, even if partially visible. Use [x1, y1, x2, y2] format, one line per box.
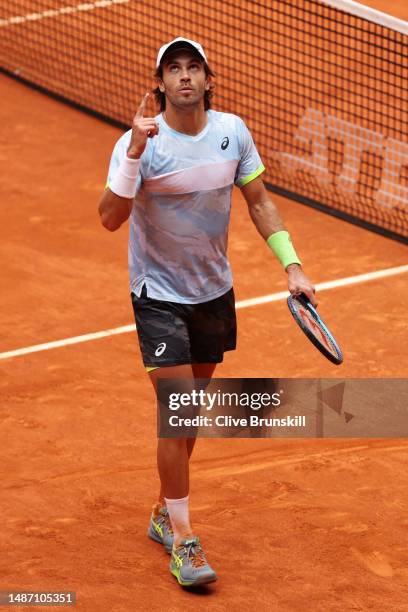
[135, 92, 149, 119]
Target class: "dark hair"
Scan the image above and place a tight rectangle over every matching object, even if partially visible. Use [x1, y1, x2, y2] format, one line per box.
[153, 62, 215, 111]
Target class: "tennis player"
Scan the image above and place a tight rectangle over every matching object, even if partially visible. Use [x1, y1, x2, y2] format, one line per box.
[98, 37, 316, 587]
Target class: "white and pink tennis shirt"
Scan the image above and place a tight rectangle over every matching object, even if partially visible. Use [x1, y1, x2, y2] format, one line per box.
[107, 110, 265, 303]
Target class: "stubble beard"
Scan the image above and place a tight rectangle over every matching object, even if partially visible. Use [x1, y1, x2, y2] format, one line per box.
[166, 89, 205, 111]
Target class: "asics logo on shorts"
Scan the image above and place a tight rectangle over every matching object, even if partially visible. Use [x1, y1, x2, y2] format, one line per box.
[155, 342, 167, 357]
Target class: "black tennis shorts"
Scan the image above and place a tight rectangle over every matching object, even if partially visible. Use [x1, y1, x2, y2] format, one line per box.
[130, 285, 237, 368]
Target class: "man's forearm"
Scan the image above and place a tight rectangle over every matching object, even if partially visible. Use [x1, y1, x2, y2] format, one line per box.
[242, 172, 316, 301]
[248, 197, 285, 239]
[248, 196, 302, 271]
[98, 188, 133, 232]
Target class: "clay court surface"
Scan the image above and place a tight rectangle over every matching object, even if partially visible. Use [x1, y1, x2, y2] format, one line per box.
[1, 2, 408, 609]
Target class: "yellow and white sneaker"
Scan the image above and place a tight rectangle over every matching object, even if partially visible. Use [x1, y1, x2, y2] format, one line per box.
[170, 537, 217, 587]
[147, 506, 174, 554]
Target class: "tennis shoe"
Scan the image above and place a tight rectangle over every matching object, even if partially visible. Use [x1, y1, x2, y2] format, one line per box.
[147, 505, 174, 554]
[170, 536, 217, 587]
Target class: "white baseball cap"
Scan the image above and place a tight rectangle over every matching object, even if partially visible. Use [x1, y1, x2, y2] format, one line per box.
[156, 37, 208, 68]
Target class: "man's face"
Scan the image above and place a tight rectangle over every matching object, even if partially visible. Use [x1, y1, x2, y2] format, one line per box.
[159, 51, 210, 110]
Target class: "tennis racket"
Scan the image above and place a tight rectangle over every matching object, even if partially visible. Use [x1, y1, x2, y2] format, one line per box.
[287, 293, 343, 365]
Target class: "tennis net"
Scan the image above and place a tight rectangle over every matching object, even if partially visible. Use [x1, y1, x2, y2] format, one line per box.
[1, 0, 407, 241]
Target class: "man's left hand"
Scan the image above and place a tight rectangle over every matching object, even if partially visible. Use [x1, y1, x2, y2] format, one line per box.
[286, 264, 317, 307]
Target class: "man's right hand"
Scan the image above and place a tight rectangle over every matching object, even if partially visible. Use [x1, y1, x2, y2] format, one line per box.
[127, 93, 159, 159]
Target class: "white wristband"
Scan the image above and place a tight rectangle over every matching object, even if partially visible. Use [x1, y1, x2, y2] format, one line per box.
[109, 155, 141, 199]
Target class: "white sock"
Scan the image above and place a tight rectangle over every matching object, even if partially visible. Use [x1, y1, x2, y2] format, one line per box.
[164, 495, 193, 545]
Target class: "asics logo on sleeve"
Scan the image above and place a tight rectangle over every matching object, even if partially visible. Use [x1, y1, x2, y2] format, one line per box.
[155, 342, 167, 357]
[221, 137, 229, 150]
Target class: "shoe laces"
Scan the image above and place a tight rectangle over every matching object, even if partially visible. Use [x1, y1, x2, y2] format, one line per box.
[180, 538, 207, 568]
[158, 507, 174, 534]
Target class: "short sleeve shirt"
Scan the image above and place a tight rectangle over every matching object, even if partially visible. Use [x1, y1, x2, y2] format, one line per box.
[107, 110, 264, 303]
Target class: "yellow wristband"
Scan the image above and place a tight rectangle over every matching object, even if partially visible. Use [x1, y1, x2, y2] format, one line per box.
[267, 230, 301, 270]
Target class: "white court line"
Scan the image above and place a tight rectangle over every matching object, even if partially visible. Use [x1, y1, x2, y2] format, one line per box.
[0, 0, 130, 27]
[1, 264, 407, 361]
[235, 264, 408, 309]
